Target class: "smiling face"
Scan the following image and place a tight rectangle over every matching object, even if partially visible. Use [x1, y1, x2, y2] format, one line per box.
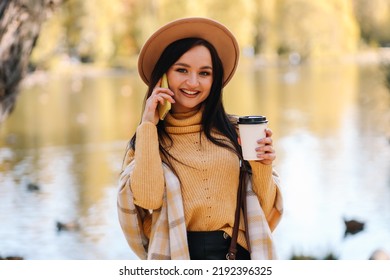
[166, 45, 213, 114]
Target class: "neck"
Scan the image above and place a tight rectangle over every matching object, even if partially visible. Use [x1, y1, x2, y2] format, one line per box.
[164, 106, 203, 134]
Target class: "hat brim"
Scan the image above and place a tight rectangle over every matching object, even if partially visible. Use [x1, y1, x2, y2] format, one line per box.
[138, 17, 239, 87]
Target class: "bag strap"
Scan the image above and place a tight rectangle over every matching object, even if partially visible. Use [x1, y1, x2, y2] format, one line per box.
[227, 161, 251, 260]
[226, 181, 242, 260]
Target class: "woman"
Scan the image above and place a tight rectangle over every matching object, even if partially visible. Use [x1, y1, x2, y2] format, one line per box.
[117, 17, 283, 260]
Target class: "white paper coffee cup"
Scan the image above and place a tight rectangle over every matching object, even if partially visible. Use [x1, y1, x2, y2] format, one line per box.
[238, 116, 268, 161]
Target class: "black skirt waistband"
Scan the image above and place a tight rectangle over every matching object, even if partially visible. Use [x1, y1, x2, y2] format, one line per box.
[187, 230, 250, 260]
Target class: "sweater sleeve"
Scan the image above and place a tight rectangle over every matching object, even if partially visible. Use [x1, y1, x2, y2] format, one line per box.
[249, 161, 283, 231]
[126, 122, 165, 210]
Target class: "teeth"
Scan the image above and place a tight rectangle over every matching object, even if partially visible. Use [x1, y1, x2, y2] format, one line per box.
[182, 89, 198, 95]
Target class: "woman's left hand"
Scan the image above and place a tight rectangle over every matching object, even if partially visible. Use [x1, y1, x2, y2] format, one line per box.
[255, 128, 276, 165]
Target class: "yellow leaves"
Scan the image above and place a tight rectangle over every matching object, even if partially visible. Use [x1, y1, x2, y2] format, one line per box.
[30, 0, 390, 70]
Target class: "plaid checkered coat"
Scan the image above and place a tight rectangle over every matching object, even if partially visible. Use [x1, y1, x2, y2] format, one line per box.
[117, 161, 283, 260]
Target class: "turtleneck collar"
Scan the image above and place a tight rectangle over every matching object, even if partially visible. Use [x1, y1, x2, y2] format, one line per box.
[164, 106, 203, 134]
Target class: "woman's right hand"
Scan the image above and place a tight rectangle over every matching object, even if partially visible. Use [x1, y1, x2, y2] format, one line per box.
[141, 78, 175, 125]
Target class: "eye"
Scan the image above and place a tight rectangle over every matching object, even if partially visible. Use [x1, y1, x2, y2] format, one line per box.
[176, 68, 187, 73]
[200, 71, 211, 76]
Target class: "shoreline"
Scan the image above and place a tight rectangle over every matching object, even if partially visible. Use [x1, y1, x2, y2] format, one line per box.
[21, 48, 390, 88]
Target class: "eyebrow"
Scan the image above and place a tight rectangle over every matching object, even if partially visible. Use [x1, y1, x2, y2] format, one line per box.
[173, 62, 213, 70]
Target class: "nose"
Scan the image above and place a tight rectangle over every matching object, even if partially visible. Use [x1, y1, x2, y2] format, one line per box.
[186, 73, 199, 87]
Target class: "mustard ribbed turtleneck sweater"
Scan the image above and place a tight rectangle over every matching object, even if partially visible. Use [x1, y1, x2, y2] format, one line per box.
[125, 108, 277, 250]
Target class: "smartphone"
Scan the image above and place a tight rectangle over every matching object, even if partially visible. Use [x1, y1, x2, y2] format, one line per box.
[157, 74, 171, 120]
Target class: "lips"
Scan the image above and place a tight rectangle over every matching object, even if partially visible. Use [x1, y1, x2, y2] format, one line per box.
[181, 89, 199, 96]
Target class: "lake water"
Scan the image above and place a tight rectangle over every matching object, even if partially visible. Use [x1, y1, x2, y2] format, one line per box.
[1, 60, 390, 260]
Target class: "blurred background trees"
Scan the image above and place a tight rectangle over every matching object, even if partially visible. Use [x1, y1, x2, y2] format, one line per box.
[29, 0, 390, 70]
[0, 0, 63, 122]
[353, 0, 390, 47]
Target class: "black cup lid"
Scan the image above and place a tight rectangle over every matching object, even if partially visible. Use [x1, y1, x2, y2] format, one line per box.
[238, 115, 268, 124]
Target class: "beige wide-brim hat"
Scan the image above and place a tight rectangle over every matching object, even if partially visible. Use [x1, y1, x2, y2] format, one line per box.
[138, 17, 239, 87]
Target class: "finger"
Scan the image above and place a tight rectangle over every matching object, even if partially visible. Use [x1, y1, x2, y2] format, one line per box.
[257, 153, 275, 159]
[257, 137, 273, 145]
[150, 81, 161, 95]
[265, 128, 273, 137]
[156, 95, 165, 104]
[151, 91, 175, 104]
[256, 152, 276, 162]
[157, 93, 175, 103]
[152, 88, 175, 99]
[256, 145, 274, 154]
[155, 77, 163, 88]
[159, 88, 175, 96]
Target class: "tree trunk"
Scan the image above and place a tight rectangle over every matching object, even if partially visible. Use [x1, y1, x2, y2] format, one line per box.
[0, 0, 63, 123]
